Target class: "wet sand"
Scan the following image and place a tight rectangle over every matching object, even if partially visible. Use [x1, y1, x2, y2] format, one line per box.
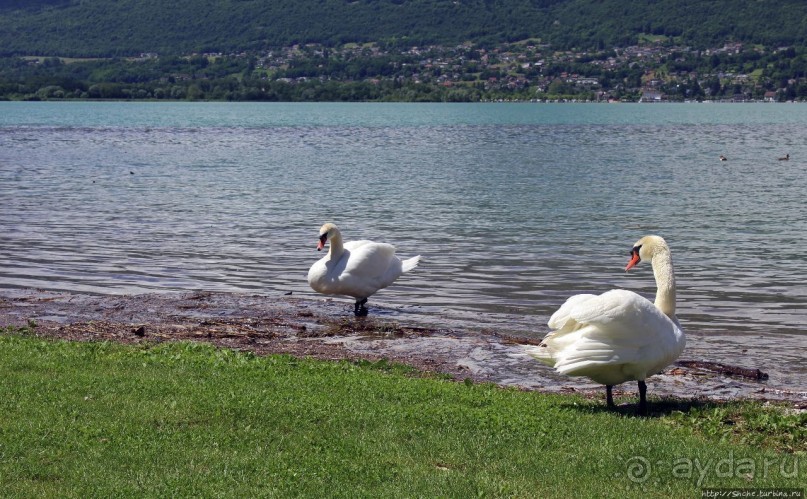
[1, 289, 804, 409]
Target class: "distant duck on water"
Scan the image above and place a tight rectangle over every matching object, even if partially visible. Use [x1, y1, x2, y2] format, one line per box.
[778, 153, 790, 161]
[719, 155, 728, 162]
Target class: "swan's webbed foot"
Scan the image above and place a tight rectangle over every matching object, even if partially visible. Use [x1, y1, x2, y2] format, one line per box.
[606, 385, 615, 408]
[637, 380, 648, 415]
[354, 298, 369, 317]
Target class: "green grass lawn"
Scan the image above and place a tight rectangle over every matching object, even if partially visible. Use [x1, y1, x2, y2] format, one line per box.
[0, 331, 803, 497]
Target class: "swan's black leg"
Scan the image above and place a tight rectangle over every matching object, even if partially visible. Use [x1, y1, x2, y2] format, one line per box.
[606, 385, 615, 408]
[354, 298, 369, 317]
[637, 380, 648, 415]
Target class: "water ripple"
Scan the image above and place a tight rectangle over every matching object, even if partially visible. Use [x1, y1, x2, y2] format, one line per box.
[1, 103, 805, 350]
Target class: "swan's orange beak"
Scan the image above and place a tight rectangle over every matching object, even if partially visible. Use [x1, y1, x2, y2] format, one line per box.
[317, 241, 324, 251]
[317, 234, 327, 251]
[626, 251, 640, 271]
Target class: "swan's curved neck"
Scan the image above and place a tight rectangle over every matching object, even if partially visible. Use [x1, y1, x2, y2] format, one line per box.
[328, 232, 344, 258]
[651, 250, 676, 318]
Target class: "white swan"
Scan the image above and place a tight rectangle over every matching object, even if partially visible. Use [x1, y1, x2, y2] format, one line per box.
[307, 223, 421, 316]
[528, 235, 685, 413]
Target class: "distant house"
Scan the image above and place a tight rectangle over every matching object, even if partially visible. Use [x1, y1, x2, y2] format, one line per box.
[639, 89, 664, 102]
[764, 91, 777, 102]
[576, 78, 599, 86]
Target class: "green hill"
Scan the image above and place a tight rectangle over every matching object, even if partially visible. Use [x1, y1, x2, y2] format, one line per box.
[0, 0, 805, 57]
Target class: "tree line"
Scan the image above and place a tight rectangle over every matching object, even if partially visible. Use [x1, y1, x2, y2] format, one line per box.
[1, 0, 806, 57]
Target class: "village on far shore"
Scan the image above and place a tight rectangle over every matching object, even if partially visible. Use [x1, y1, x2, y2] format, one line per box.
[244, 39, 799, 102]
[7, 38, 807, 102]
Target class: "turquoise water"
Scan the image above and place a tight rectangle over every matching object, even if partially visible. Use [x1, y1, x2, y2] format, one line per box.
[2, 101, 807, 127]
[1, 102, 806, 342]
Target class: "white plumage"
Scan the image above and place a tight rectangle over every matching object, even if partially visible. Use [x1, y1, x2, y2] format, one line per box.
[307, 223, 421, 316]
[528, 235, 685, 412]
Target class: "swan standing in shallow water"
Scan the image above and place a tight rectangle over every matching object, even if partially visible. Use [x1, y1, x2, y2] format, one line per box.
[528, 235, 685, 413]
[307, 223, 421, 316]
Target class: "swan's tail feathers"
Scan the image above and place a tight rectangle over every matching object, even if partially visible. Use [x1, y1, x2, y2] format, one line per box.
[524, 343, 556, 367]
[402, 255, 421, 273]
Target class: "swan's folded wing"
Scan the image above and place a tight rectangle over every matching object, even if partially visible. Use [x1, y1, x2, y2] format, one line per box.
[564, 289, 648, 327]
[343, 242, 398, 279]
[344, 240, 375, 251]
[552, 320, 683, 381]
[547, 294, 598, 331]
[565, 290, 676, 345]
[547, 291, 660, 345]
[545, 289, 682, 374]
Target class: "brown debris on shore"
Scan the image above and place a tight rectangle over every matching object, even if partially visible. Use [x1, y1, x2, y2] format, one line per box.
[677, 360, 769, 381]
[1, 289, 804, 408]
[0, 289, 470, 379]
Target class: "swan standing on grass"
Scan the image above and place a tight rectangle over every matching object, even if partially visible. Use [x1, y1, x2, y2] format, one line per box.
[528, 235, 685, 414]
[307, 223, 421, 316]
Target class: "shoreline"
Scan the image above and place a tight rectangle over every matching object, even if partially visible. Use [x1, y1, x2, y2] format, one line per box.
[1, 288, 804, 409]
[2, 98, 803, 104]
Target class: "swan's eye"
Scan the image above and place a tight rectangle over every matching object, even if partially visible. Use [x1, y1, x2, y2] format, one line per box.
[319, 234, 328, 244]
[630, 245, 642, 256]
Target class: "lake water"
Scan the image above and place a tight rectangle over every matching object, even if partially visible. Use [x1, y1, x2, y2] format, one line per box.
[1, 101, 805, 389]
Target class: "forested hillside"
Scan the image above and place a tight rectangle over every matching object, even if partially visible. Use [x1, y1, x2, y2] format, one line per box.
[0, 0, 805, 57]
